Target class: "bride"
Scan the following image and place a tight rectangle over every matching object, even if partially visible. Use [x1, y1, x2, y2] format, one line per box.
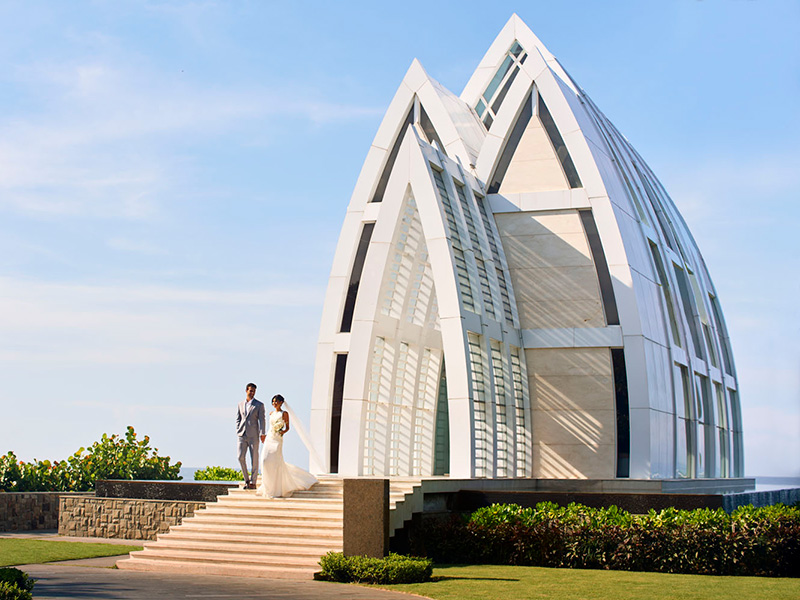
[257, 394, 318, 498]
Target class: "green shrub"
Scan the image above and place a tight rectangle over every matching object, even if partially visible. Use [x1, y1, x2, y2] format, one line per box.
[411, 502, 800, 578]
[193, 466, 244, 481]
[318, 552, 433, 584]
[0, 569, 33, 594]
[0, 569, 33, 600]
[0, 582, 32, 600]
[0, 426, 181, 492]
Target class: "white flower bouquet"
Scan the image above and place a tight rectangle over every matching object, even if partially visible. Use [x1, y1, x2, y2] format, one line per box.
[272, 420, 285, 435]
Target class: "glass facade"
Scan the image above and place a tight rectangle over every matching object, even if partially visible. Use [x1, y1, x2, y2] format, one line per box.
[612, 349, 630, 478]
[468, 332, 490, 478]
[475, 41, 528, 128]
[580, 210, 620, 326]
[329, 353, 348, 474]
[340, 223, 375, 332]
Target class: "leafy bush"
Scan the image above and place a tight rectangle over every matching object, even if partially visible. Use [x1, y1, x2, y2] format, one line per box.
[0, 569, 34, 600]
[318, 552, 433, 584]
[0, 582, 32, 600]
[0, 426, 181, 492]
[411, 502, 800, 578]
[0, 570, 33, 594]
[193, 466, 244, 481]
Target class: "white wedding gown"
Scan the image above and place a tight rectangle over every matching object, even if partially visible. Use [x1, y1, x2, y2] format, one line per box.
[257, 410, 318, 498]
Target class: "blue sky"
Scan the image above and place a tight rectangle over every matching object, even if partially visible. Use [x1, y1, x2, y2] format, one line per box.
[0, 1, 797, 477]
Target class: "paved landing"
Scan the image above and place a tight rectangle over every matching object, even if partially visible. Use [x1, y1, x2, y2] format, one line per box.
[18, 563, 417, 600]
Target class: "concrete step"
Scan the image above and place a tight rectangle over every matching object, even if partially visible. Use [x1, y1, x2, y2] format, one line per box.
[287, 493, 343, 500]
[201, 504, 342, 517]
[213, 497, 343, 509]
[147, 538, 341, 557]
[176, 521, 343, 538]
[184, 515, 343, 530]
[116, 557, 317, 580]
[190, 510, 342, 524]
[127, 548, 323, 569]
[163, 530, 341, 547]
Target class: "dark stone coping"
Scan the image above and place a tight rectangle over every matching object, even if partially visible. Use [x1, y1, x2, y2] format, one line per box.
[723, 487, 800, 511]
[95, 480, 239, 502]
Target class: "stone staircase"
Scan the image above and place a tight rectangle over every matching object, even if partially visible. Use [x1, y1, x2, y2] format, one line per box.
[116, 477, 422, 579]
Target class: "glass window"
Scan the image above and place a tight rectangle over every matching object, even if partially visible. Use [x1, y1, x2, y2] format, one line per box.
[710, 294, 735, 376]
[329, 354, 348, 474]
[419, 105, 444, 151]
[431, 167, 462, 246]
[340, 223, 375, 332]
[454, 182, 481, 250]
[510, 346, 530, 477]
[476, 41, 528, 124]
[715, 382, 730, 477]
[694, 373, 716, 477]
[371, 108, 413, 203]
[649, 242, 682, 346]
[490, 341, 509, 477]
[673, 265, 706, 361]
[482, 55, 515, 109]
[728, 388, 744, 477]
[678, 364, 696, 478]
[612, 349, 630, 478]
[475, 257, 497, 320]
[433, 359, 450, 476]
[468, 333, 490, 478]
[580, 210, 619, 325]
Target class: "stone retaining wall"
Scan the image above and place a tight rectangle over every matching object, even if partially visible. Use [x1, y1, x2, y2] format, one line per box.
[0, 492, 63, 531]
[59, 495, 205, 540]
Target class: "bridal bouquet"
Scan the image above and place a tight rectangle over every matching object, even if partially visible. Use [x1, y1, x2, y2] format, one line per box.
[272, 420, 285, 435]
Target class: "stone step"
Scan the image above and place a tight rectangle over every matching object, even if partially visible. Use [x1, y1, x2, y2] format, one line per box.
[287, 492, 343, 500]
[148, 538, 341, 556]
[127, 547, 322, 569]
[214, 497, 343, 509]
[192, 508, 342, 522]
[207, 506, 342, 515]
[185, 515, 343, 529]
[163, 530, 342, 547]
[116, 557, 317, 580]
[176, 521, 342, 538]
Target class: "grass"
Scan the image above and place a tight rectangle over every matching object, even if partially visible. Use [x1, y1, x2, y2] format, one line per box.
[0, 539, 142, 567]
[375, 564, 800, 600]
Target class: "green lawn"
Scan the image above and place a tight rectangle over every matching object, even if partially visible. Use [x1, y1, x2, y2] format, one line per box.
[376, 564, 800, 600]
[0, 539, 142, 567]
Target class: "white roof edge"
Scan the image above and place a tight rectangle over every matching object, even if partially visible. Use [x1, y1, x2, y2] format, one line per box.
[461, 14, 578, 107]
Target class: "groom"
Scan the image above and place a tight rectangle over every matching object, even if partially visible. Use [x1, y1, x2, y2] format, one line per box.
[236, 382, 266, 490]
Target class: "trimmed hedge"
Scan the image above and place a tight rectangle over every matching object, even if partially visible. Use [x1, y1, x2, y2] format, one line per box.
[193, 466, 243, 481]
[410, 502, 800, 577]
[0, 427, 181, 492]
[0, 569, 34, 600]
[318, 552, 433, 584]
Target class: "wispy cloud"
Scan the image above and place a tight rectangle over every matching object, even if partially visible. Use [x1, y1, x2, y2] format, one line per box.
[106, 237, 166, 255]
[0, 58, 380, 219]
[663, 153, 800, 225]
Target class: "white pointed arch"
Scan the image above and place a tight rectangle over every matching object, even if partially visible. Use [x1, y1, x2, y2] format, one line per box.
[311, 15, 742, 482]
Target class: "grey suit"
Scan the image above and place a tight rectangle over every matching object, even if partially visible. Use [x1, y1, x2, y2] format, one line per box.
[236, 398, 266, 483]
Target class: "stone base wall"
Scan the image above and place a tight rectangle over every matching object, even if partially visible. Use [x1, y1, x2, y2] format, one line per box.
[0, 492, 63, 531]
[59, 495, 205, 540]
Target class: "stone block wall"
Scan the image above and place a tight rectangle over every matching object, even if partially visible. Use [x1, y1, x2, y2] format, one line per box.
[59, 495, 205, 540]
[0, 492, 62, 531]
